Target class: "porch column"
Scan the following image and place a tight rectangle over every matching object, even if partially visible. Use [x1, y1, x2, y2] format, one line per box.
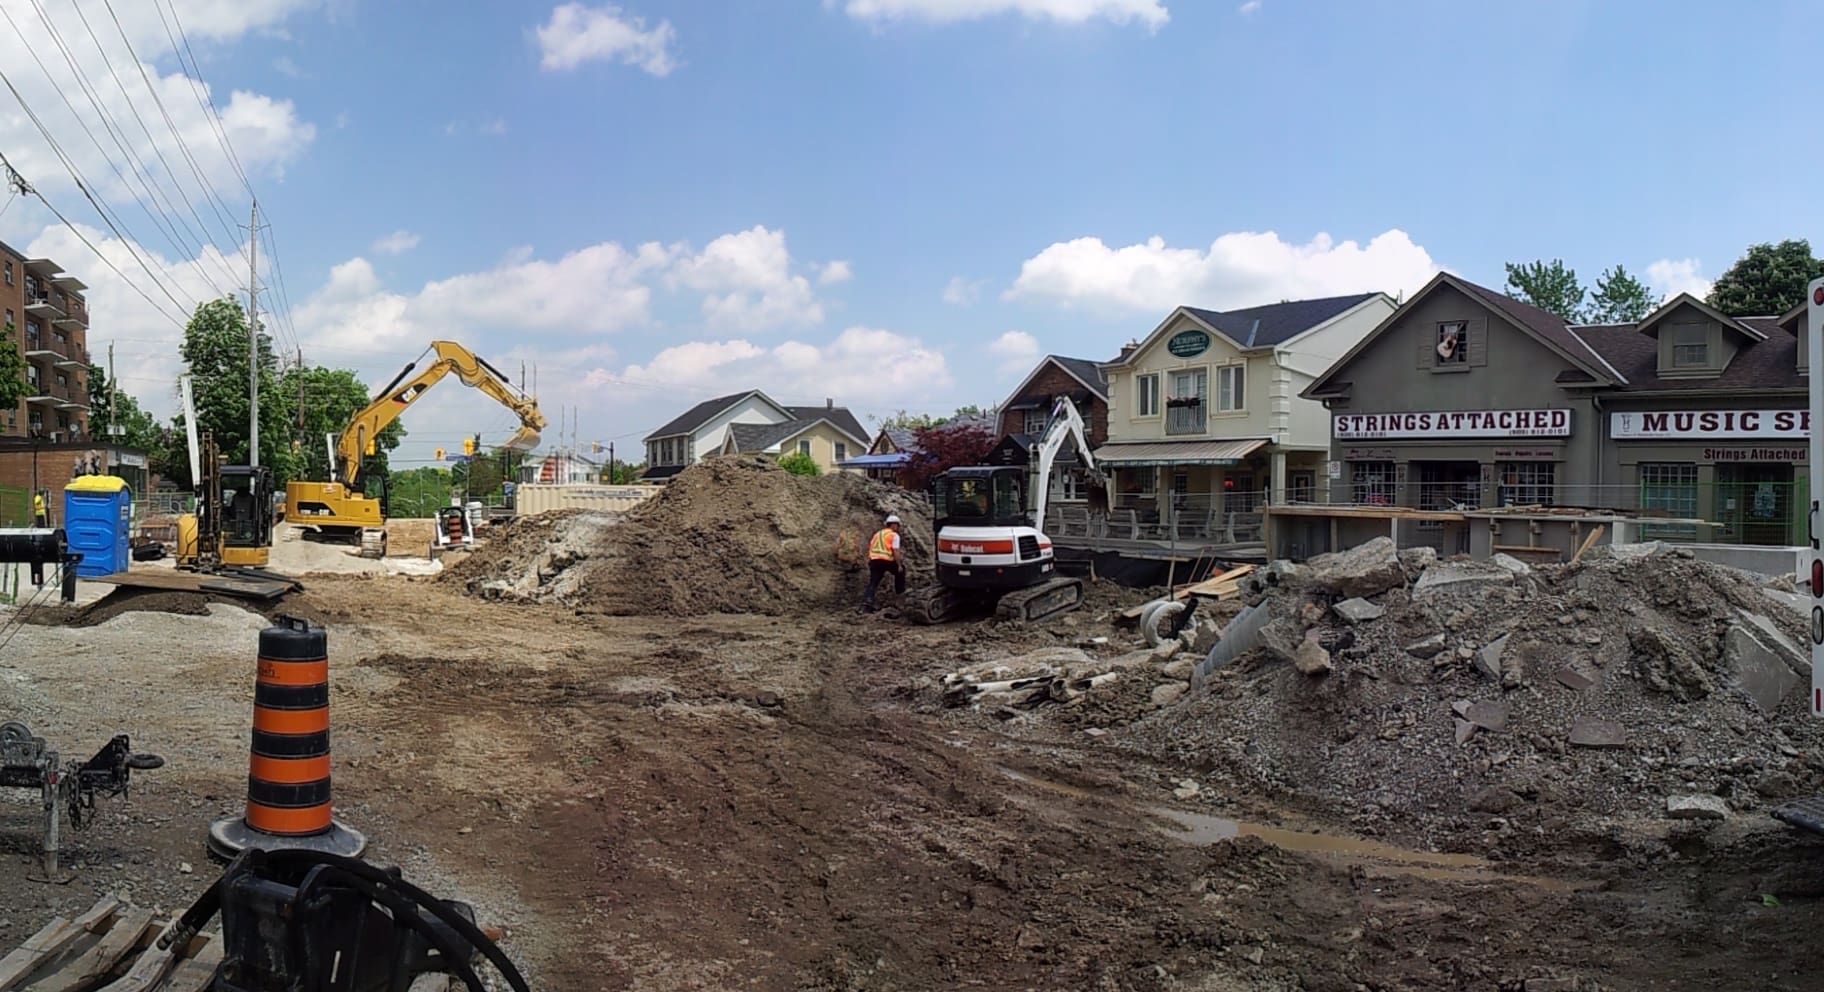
[1270, 449, 1287, 506]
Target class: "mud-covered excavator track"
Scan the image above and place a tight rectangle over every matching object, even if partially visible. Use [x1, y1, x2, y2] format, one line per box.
[906, 576, 1083, 625]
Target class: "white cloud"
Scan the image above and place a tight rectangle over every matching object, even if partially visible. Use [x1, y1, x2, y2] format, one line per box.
[481, 117, 508, 135]
[1238, 0, 1261, 13]
[1646, 258, 1712, 301]
[842, 0, 1168, 29]
[1007, 229, 1439, 311]
[536, 3, 678, 76]
[818, 260, 853, 285]
[988, 329, 1040, 374]
[371, 230, 421, 255]
[613, 326, 952, 406]
[668, 226, 823, 329]
[942, 276, 985, 305]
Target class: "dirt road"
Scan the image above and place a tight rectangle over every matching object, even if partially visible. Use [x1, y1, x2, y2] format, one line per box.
[0, 574, 1820, 990]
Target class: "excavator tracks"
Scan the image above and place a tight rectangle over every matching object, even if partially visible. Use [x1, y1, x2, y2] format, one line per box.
[906, 586, 968, 625]
[995, 576, 1084, 623]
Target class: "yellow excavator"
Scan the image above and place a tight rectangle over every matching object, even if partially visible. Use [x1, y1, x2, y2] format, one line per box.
[284, 341, 545, 556]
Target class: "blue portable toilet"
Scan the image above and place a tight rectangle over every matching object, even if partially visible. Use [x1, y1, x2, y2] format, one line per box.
[62, 475, 132, 577]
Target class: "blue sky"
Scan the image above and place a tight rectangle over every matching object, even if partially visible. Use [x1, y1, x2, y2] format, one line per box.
[1, 0, 1820, 464]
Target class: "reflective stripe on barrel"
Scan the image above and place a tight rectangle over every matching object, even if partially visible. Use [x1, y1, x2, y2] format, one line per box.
[244, 618, 334, 837]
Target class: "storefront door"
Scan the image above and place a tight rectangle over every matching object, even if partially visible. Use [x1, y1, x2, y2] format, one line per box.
[1717, 463, 1795, 546]
[1415, 462, 1481, 511]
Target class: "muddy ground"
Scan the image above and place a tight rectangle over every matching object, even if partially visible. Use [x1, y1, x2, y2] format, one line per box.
[0, 568, 1821, 990]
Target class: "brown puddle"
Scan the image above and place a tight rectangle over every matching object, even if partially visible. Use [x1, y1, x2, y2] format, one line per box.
[997, 766, 1595, 893]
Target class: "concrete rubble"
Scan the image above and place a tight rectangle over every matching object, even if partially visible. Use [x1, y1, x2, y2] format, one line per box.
[1332, 598, 1385, 624]
[1665, 794, 1729, 821]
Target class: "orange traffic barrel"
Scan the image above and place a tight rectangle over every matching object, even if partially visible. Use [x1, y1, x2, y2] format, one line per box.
[208, 616, 366, 861]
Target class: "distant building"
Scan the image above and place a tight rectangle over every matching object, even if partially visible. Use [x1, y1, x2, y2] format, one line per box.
[642, 391, 867, 482]
[521, 451, 601, 486]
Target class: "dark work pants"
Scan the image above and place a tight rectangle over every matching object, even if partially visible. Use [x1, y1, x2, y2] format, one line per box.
[863, 559, 906, 608]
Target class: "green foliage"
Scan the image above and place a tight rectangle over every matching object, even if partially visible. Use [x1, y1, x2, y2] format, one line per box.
[1706, 240, 1824, 317]
[778, 451, 821, 477]
[875, 409, 940, 430]
[86, 363, 164, 452]
[1587, 265, 1660, 324]
[463, 447, 525, 500]
[604, 461, 644, 484]
[0, 324, 26, 412]
[951, 404, 985, 418]
[180, 298, 292, 475]
[387, 466, 454, 518]
[277, 364, 406, 485]
[1504, 259, 1587, 322]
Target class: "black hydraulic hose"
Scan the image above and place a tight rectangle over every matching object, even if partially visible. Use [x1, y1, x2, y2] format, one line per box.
[474, 354, 513, 386]
[298, 864, 491, 992]
[158, 873, 225, 951]
[376, 361, 416, 400]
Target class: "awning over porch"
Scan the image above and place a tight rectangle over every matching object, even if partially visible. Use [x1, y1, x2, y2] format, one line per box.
[1091, 438, 1269, 468]
[837, 453, 910, 468]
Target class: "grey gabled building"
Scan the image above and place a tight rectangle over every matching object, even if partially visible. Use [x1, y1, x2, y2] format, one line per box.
[1302, 272, 1808, 548]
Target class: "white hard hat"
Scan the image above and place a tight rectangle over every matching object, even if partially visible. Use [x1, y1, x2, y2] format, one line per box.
[885, 514, 901, 524]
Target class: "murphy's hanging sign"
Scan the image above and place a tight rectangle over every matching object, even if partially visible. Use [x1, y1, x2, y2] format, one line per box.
[1332, 409, 1572, 440]
[1610, 409, 1810, 440]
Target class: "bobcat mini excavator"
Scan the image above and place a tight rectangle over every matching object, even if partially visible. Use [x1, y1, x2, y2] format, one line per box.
[285, 341, 544, 556]
[908, 396, 1105, 624]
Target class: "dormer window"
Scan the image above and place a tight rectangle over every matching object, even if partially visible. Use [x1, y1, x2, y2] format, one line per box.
[1435, 322, 1467, 365]
[1670, 323, 1707, 368]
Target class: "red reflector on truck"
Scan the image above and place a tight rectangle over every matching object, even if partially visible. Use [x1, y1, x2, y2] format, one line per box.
[1813, 560, 1822, 598]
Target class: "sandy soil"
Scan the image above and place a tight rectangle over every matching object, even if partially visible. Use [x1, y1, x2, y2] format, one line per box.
[0, 565, 1819, 990]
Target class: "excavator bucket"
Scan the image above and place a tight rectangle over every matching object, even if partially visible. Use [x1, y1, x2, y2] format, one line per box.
[501, 426, 542, 451]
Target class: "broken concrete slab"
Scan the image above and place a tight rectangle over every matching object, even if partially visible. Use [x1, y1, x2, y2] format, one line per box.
[1666, 794, 1729, 821]
[1405, 633, 1448, 659]
[1161, 658, 1194, 681]
[1397, 545, 1438, 577]
[1474, 634, 1509, 680]
[1305, 536, 1407, 599]
[1554, 667, 1595, 691]
[1192, 602, 1269, 692]
[1464, 700, 1509, 732]
[1451, 699, 1472, 718]
[1607, 541, 1671, 562]
[1413, 562, 1516, 600]
[1294, 631, 1334, 676]
[1151, 683, 1188, 707]
[1761, 587, 1810, 621]
[1569, 717, 1626, 749]
[1454, 718, 1476, 745]
[1489, 553, 1532, 576]
[1736, 611, 1807, 673]
[1332, 597, 1386, 625]
[1724, 623, 1800, 715]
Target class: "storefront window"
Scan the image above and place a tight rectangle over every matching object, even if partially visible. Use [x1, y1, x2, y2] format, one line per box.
[1417, 462, 1480, 511]
[1351, 461, 1395, 505]
[1497, 462, 1556, 506]
[1639, 463, 1699, 539]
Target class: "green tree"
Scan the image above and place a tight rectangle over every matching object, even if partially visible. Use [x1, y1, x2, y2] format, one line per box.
[276, 364, 406, 485]
[875, 410, 940, 430]
[1706, 240, 1824, 317]
[951, 404, 985, 418]
[387, 465, 454, 518]
[179, 298, 292, 475]
[86, 363, 165, 452]
[0, 323, 27, 414]
[463, 446, 527, 501]
[1587, 265, 1660, 324]
[603, 461, 644, 484]
[778, 451, 821, 477]
[1504, 259, 1587, 322]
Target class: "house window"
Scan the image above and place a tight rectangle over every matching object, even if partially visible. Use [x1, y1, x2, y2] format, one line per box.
[797, 438, 812, 457]
[1135, 373, 1160, 418]
[1352, 461, 1395, 505]
[1640, 463, 1698, 537]
[1225, 473, 1260, 514]
[1172, 470, 1189, 495]
[1497, 462, 1556, 506]
[56, 413, 68, 429]
[1022, 408, 1047, 436]
[1289, 471, 1316, 502]
[4, 261, 11, 285]
[1135, 468, 1157, 496]
[1217, 365, 1245, 411]
[835, 442, 847, 462]
[1670, 324, 1707, 368]
[1436, 322, 1467, 365]
[1166, 369, 1206, 435]
[25, 320, 38, 342]
[3, 309, 11, 329]
[1058, 472, 1082, 501]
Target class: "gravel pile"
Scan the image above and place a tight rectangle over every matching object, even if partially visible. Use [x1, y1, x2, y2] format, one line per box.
[1122, 539, 1824, 853]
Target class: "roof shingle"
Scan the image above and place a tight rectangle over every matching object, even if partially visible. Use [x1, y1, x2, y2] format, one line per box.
[1183, 293, 1380, 349]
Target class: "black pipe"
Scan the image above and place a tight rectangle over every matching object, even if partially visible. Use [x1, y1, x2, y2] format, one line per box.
[0, 528, 65, 564]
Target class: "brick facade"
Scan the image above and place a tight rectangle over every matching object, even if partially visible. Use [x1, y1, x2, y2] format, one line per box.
[997, 361, 1108, 446]
[0, 443, 152, 526]
[0, 246, 91, 444]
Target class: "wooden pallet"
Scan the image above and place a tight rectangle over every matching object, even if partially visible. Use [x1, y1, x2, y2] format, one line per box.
[0, 896, 220, 992]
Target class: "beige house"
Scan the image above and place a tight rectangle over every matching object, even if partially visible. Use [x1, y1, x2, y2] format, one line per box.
[720, 413, 869, 474]
[1097, 293, 1396, 536]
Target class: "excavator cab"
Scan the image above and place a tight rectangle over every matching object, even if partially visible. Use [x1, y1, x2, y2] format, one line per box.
[934, 468, 1026, 529]
[219, 465, 273, 568]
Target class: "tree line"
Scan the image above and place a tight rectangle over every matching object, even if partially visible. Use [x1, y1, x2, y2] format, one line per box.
[1504, 239, 1824, 324]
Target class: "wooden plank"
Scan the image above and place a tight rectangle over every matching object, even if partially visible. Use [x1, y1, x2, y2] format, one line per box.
[24, 909, 156, 992]
[1571, 524, 1606, 565]
[0, 920, 75, 992]
[1120, 563, 1256, 618]
[94, 924, 181, 992]
[155, 937, 221, 992]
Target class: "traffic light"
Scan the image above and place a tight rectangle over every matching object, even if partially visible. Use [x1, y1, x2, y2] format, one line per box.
[462, 437, 476, 456]
[434, 447, 445, 460]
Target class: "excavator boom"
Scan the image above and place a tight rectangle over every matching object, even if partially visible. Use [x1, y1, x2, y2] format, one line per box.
[286, 341, 545, 554]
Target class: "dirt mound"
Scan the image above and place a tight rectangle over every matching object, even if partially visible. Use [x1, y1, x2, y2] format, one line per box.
[1121, 545, 1824, 854]
[446, 458, 934, 616]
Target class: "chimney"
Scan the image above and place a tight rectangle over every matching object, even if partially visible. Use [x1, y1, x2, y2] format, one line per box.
[1118, 339, 1140, 360]
[826, 398, 833, 410]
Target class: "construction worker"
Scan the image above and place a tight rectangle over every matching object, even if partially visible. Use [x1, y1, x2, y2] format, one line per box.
[861, 513, 907, 613]
[32, 490, 46, 528]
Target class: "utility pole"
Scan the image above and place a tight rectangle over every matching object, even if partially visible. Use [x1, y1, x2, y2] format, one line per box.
[106, 341, 116, 472]
[296, 346, 304, 457]
[609, 441, 615, 485]
[246, 200, 260, 468]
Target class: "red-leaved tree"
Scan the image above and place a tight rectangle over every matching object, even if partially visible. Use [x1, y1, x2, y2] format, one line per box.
[898, 423, 997, 492]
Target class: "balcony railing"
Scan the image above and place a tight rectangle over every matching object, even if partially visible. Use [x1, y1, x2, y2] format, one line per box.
[1164, 402, 1205, 436]
[24, 294, 64, 318]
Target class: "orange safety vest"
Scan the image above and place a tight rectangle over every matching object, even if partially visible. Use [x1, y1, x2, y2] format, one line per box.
[868, 528, 897, 561]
